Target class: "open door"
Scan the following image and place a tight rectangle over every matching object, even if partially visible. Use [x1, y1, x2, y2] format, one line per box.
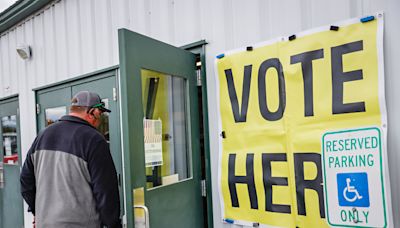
[118, 30, 204, 228]
[0, 96, 24, 228]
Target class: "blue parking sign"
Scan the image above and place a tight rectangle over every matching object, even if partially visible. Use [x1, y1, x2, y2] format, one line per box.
[337, 172, 370, 207]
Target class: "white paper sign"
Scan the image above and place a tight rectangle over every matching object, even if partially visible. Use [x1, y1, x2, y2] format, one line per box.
[143, 119, 163, 167]
[4, 137, 12, 156]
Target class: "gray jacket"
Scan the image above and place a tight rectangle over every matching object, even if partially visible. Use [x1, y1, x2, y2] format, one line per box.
[20, 116, 121, 228]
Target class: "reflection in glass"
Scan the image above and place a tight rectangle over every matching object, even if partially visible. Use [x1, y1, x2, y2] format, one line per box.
[141, 69, 191, 189]
[97, 99, 110, 142]
[2, 115, 18, 164]
[45, 106, 66, 126]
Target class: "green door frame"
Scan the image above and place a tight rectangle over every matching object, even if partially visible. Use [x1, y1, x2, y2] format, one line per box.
[33, 65, 125, 218]
[119, 29, 209, 228]
[0, 94, 24, 228]
[181, 40, 214, 228]
[34, 66, 119, 132]
[0, 95, 20, 157]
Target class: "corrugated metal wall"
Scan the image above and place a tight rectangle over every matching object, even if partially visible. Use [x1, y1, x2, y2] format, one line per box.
[0, 0, 399, 227]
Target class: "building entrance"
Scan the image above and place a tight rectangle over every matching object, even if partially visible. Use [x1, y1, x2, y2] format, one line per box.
[34, 68, 124, 217]
[0, 95, 24, 228]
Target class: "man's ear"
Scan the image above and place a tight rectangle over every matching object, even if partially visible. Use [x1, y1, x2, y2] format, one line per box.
[87, 111, 95, 120]
[87, 108, 95, 116]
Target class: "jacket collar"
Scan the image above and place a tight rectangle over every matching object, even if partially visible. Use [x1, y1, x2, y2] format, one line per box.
[59, 115, 96, 129]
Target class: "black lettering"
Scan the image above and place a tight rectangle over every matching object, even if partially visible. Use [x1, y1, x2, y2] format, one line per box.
[331, 41, 365, 114]
[258, 58, 286, 121]
[294, 153, 325, 218]
[290, 49, 324, 117]
[225, 65, 252, 122]
[262, 153, 291, 213]
[228, 153, 258, 209]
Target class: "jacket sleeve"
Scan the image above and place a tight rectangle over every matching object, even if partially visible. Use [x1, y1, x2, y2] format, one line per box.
[87, 138, 121, 228]
[20, 139, 37, 214]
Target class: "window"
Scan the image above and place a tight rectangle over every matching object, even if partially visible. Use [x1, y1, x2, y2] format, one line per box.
[2, 115, 18, 164]
[45, 106, 66, 126]
[141, 69, 191, 189]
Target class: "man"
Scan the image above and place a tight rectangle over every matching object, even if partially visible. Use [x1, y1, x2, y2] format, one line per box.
[20, 91, 121, 228]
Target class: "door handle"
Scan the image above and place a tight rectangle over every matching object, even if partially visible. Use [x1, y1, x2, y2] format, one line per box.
[133, 205, 150, 228]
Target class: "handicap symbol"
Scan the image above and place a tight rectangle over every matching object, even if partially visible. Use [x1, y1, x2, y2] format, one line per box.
[337, 172, 370, 207]
[343, 178, 363, 202]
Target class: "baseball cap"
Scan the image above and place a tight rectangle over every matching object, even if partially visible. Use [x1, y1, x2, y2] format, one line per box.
[71, 91, 111, 113]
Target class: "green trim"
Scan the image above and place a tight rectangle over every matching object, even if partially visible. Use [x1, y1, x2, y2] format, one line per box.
[0, 0, 54, 34]
[0, 94, 18, 103]
[0, 96, 24, 228]
[16, 100, 22, 170]
[118, 28, 134, 228]
[34, 67, 118, 130]
[0, 96, 21, 162]
[17, 102, 23, 228]
[180, 40, 208, 50]
[0, 97, 20, 164]
[33, 65, 119, 92]
[322, 127, 387, 228]
[379, 128, 388, 228]
[321, 132, 331, 226]
[200, 44, 214, 228]
[119, 29, 206, 228]
[183, 42, 214, 228]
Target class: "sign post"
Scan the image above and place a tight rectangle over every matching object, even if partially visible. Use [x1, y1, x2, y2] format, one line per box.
[322, 127, 387, 227]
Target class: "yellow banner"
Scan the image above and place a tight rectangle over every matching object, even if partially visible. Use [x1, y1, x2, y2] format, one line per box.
[216, 15, 385, 227]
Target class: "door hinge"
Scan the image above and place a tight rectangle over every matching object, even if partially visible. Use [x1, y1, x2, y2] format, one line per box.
[113, 87, 118, 101]
[36, 104, 41, 115]
[196, 69, 202, 87]
[201, 179, 206, 197]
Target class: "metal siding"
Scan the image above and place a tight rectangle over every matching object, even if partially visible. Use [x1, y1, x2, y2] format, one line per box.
[308, 0, 352, 28]
[383, 0, 400, 226]
[148, 0, 171, 43]
[93, 0, 111, 68]
[131, 0, 149, 37]
[14, 25, 23, 92]
[231, 1, 261, 47]
[53, 1, 69, 81]
[78, 0, 95, 73]
[109, 0, 124, 63]
[66, 0, 82, 76]
[34, 13, 46, 86]
[0, 34, 9, 97]
[174, 0, 201, 46]
[43, 7, 56, 84]
[0, 0, 399, 227]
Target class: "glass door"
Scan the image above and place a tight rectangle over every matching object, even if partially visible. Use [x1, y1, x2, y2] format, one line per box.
[35, 72, 124, 220]
[0, 96, 23, 228]
[36, 87, 71, 130]
[118, 30, 204, 228]
[71, 75, 124, 216]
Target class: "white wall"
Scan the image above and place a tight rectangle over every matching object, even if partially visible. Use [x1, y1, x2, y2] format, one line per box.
[382, 0, 400, 227]
[0, 0, 399, 227]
